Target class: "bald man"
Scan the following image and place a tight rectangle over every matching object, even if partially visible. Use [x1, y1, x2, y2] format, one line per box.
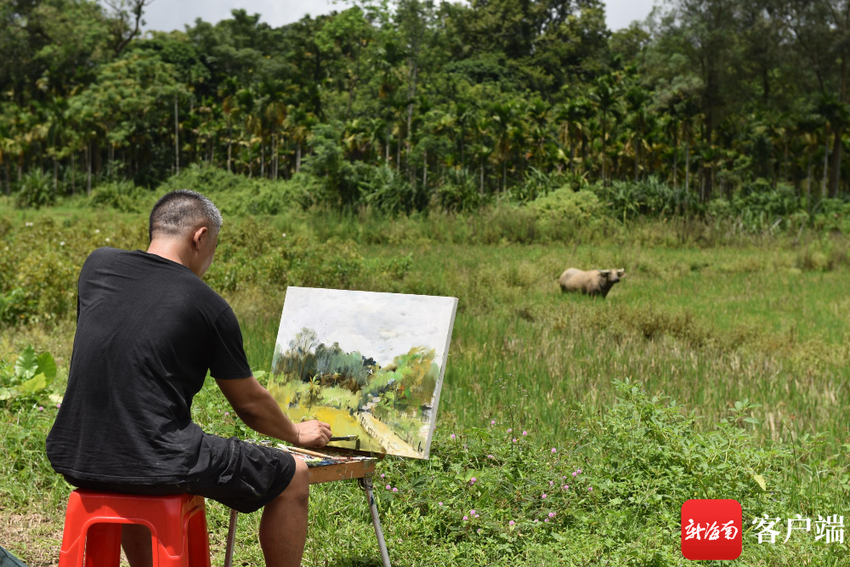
[46, 189, 330, 567]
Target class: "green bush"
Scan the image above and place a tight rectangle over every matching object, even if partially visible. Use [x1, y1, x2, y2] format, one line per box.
[360, 165, 420, 215]
[157, 164, 319, 216]
[811, 198, 850, 233]
[437, 168, 482, 213]
[593, 176, 694, 220]
[15, 170, 55, 209]
[89, 181, 154, 213]
[527, 187, 607, 239]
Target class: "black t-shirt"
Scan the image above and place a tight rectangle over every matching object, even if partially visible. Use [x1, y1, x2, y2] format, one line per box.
[46, 247, 253, 483]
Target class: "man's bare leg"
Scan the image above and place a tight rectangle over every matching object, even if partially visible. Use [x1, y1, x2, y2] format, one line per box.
[122, 525, 153, 567]
[259, 458, 310, 567]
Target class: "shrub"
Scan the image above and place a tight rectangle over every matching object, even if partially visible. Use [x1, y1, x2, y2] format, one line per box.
[528, 187, 607, 239]
[437, 168, 481, 213]
[360, 165, 420, 215]
[89, 181, 154, 213]
[593, 176, 694, 219]
[157, 164, 320, 215]
[15, 170, 54, 209]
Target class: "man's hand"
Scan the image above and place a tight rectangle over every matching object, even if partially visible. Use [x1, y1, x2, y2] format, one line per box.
[295, 420, 332, 448]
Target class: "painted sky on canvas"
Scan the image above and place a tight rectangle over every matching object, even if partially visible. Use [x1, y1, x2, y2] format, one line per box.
[141, 0, 658, 35]
[275, 287, 457, 367]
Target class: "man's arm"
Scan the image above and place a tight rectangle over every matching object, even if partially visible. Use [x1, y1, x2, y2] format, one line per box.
[215, 376, 332, 448]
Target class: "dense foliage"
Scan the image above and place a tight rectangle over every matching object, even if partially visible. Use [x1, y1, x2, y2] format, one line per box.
[4, 0, 850, 218]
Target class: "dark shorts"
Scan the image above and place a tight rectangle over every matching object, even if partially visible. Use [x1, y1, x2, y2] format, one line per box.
[64, 438, 297, 514]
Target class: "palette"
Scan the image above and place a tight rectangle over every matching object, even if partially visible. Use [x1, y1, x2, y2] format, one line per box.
[276, 444, 380, 484]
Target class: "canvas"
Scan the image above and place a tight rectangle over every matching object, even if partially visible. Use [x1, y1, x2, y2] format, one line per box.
[269, 287, 458, 459]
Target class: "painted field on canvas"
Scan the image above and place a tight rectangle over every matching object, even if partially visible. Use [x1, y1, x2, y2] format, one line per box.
[269, 287, 458, 458]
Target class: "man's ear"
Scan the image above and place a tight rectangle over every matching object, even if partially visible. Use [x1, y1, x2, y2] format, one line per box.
[192, 226, 208, 249]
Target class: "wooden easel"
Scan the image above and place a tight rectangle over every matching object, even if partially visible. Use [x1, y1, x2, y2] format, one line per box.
[222, 445, 390, 567]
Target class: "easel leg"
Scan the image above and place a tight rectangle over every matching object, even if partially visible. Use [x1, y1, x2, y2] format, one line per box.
[359, 476, 391, 567]
[224, 508, 238, 567]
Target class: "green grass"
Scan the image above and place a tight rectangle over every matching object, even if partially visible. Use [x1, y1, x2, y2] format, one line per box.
[2, 206, 850, 566]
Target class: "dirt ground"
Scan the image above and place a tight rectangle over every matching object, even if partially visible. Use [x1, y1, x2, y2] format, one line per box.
[0, 511, 62, 567]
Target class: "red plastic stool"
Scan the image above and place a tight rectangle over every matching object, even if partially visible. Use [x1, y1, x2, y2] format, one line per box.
[58, 489, 211, 567]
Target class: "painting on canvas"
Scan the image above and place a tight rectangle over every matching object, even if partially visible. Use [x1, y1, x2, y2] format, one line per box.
[269, 287, 458, 459]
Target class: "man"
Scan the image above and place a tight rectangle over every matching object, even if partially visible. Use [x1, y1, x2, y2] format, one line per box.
[46, 190, 331, 567]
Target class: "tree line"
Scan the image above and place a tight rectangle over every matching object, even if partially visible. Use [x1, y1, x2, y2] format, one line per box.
[2, 0, 850, 211]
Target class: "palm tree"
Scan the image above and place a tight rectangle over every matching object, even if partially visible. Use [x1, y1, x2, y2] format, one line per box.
[590, 77, 621, 186]
[219, 77, 240, 172]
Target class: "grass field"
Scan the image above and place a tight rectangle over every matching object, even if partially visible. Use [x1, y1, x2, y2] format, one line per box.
[1, 204, 849, 566]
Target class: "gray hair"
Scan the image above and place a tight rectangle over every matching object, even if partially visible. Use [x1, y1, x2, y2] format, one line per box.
[149, 189, 222, 242]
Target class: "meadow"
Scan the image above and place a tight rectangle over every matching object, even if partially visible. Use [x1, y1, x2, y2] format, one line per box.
[1, 198, 849, 566]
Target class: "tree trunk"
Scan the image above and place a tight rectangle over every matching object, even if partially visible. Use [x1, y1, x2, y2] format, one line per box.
[822, 127, 830, 200]
[685, 134, 690, 200]
[174, 93, 180, 175]
[502, 160, 506, 193]
[480, 159, 484, 194]
[634, 136, 639, 182]
[3, 163, 9, 195]
[71, 152, 76, 195]
[86, 143, 92, 196]
[227, 123, 232, 172]
[406, 59, 418, 173]
[601, 114, 607, 186]
[806, 149, 813, 208]
[53, 157, 58, 193]
[829, 127, 842, 198]
[296, 143, 301, 173]
[673, 131, 678, 189]
[423, 148, 427, 193]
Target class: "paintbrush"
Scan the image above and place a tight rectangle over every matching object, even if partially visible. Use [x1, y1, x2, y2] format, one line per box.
[277, 445, 340, 459]
[329, 435, 358, 442]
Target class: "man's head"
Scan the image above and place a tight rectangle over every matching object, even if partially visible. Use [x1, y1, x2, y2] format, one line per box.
[149, 190, 222, 278]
